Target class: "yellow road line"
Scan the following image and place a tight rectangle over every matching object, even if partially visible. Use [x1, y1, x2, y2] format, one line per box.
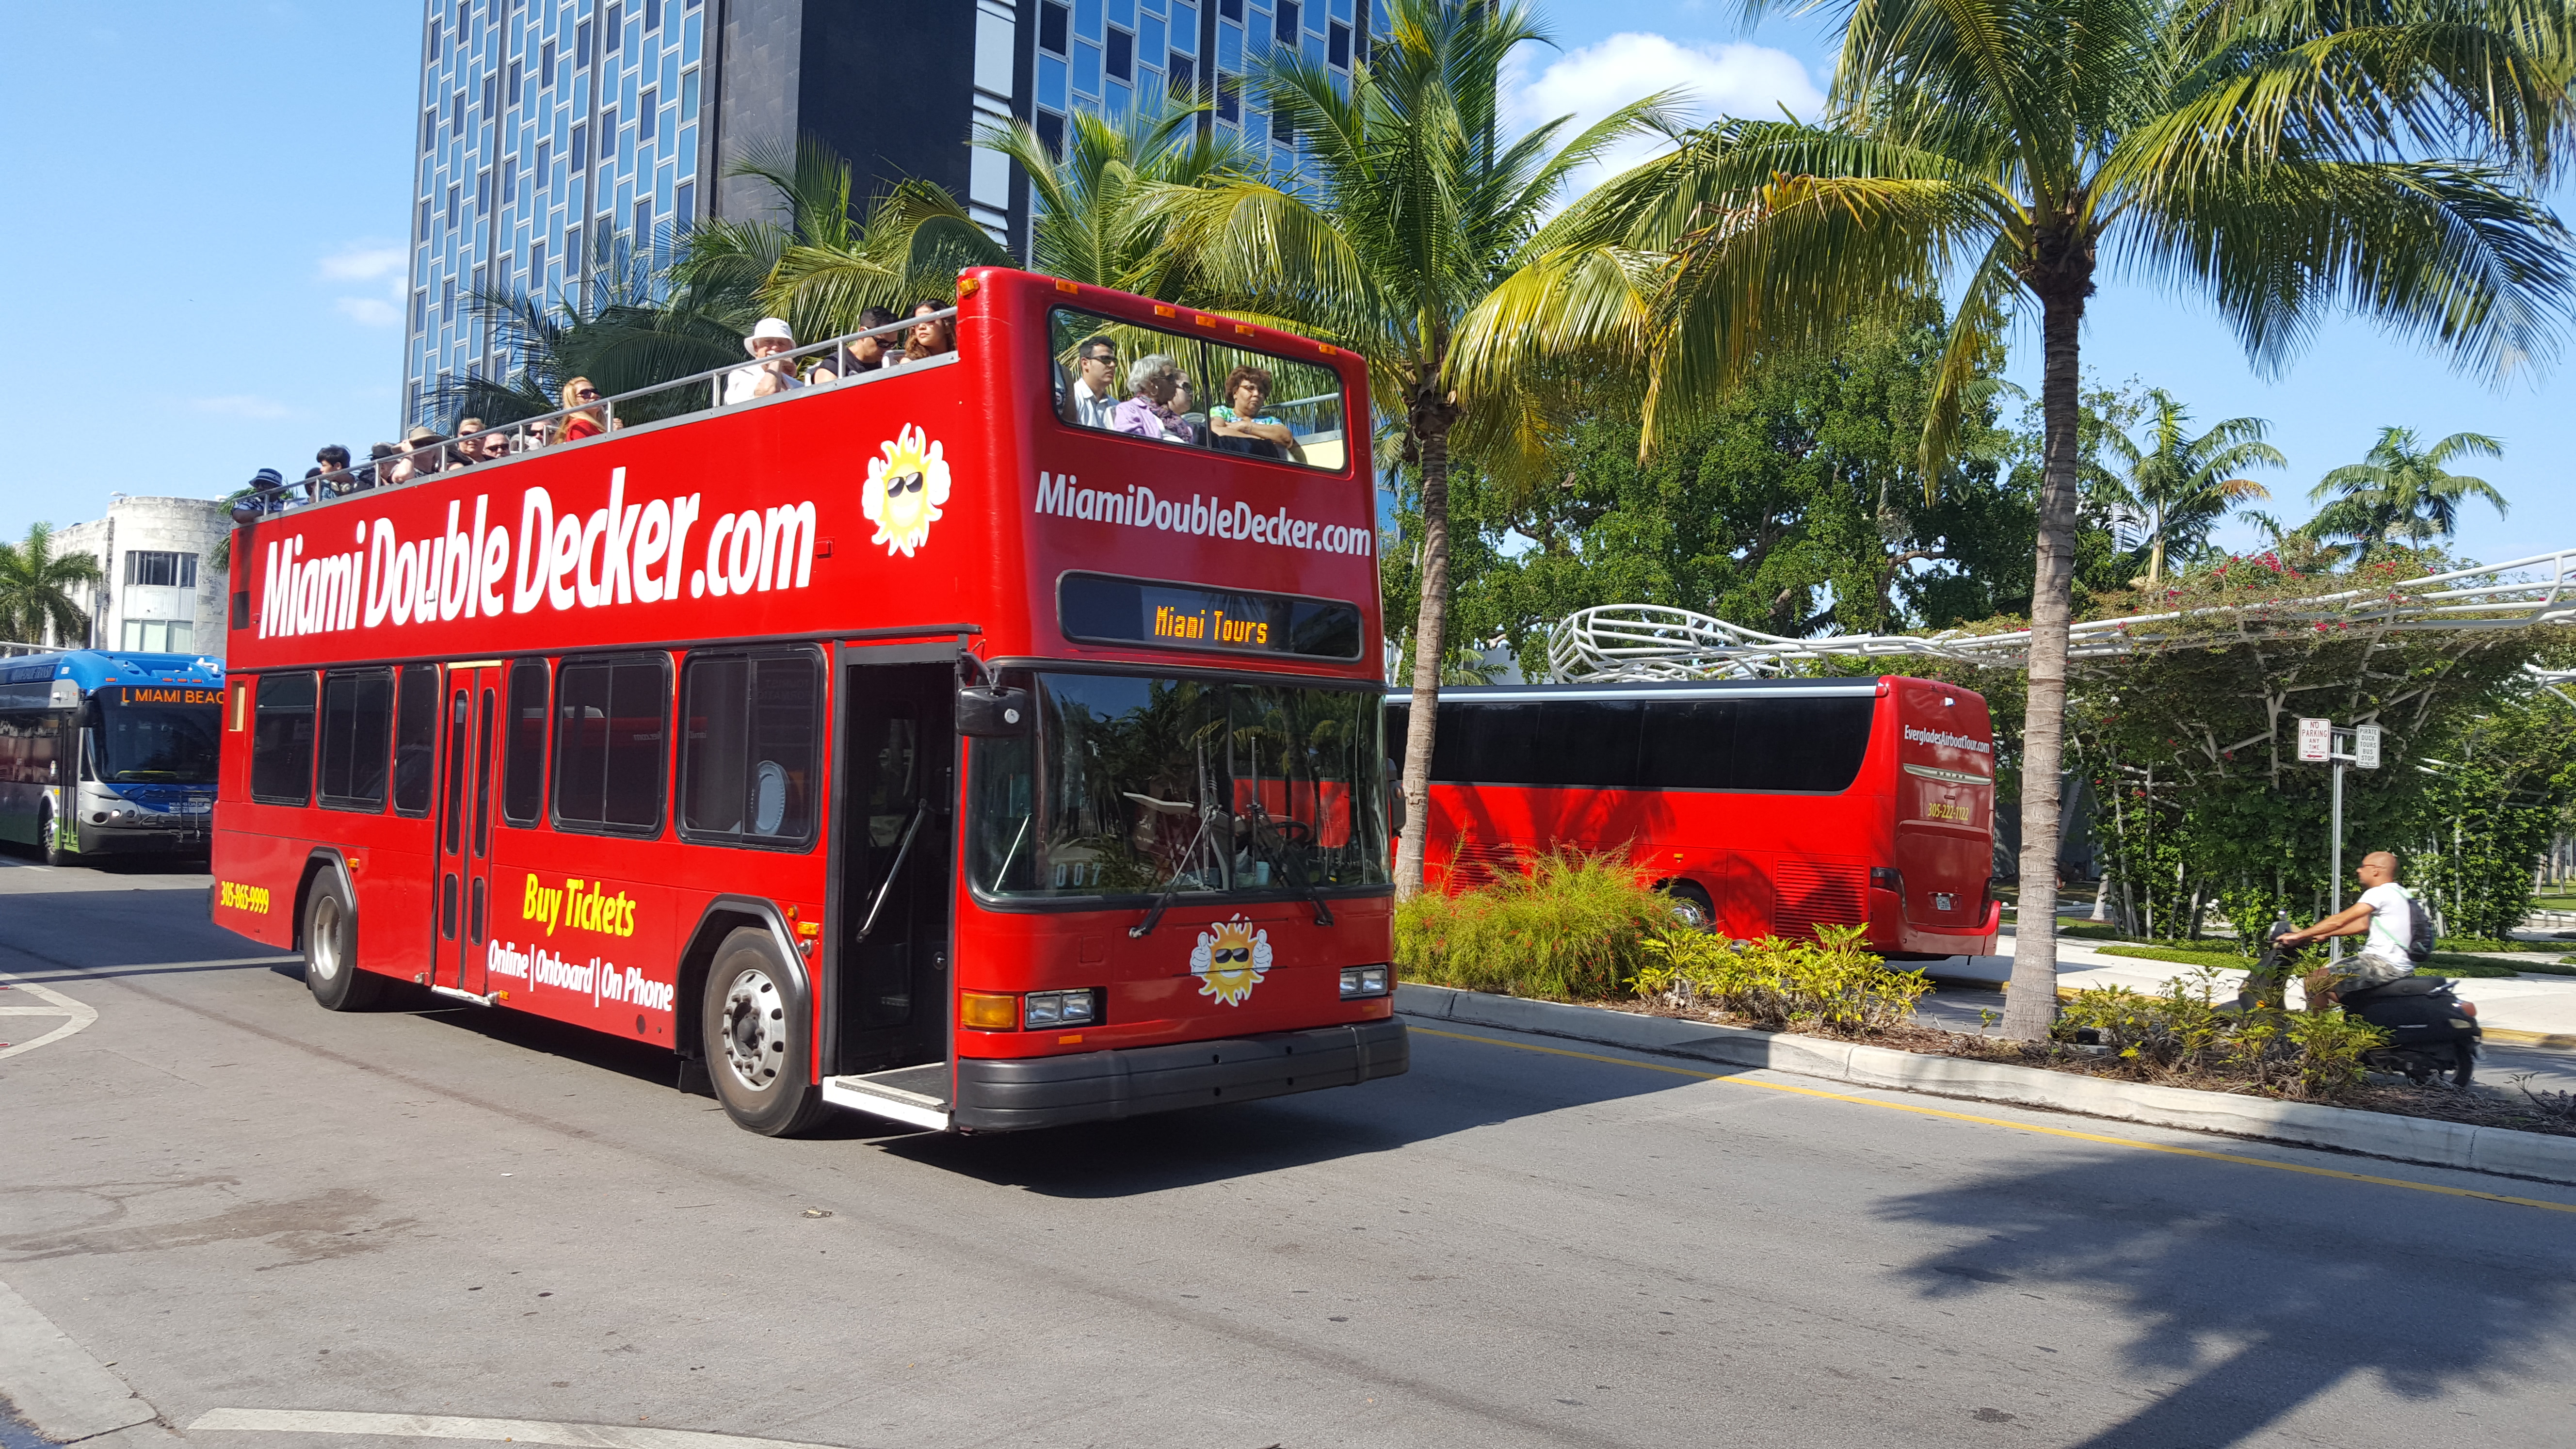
[1411, 1026, 2576, 1216]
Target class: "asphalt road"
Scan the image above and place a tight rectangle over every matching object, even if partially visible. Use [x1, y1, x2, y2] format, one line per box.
[4, 854, 2575, 1449]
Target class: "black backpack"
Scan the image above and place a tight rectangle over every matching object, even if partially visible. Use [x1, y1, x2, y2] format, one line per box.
[2400, 890, 2436, 964]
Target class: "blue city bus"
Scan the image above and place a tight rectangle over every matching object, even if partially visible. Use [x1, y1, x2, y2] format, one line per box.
[0, 650, 225, 865]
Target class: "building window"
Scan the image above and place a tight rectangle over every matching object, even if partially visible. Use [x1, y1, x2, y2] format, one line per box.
[530, 237, 547, 288]
[1036, 110, 1065, 157]
[446, 183, 461, 226]
[318, 668, 395, 812]
[1217, 74, 1240, 121]
[634, 197, 653, 246]
[1107, 27, 1133, 80]
[1220, 0, 1240, 20]
[119, 619, 194, 653]
[576, 19, 593, 66]
[503, 658, 549, 824]
[422, 107, 438, 152]
[604, 1, 622, 50]
[540, 38, 556, 85]
[481, 72, 498, 120]
[678, 651, 821, 847]
[477, 168, 493, 215]
[502, 156, 517, 205]
[393, 664, 438, 816]
[413, 288, 428, 331]
[418, 194, 432, 237]
[564, 223, 582, 271]
[638, 86, 657, 141]
[600, 108, 617, 160]
[1169, 51, 1195, 91]
[451, 89, 466, 134]
[551, 654, 668, 834]
[645, 0, 662, 29]
[123, 551, 198, 588]
[535, 138, 550, 186]
[1276, 0, 1299, 41]
[251, 672, 317, 806]
[674, 180, 693, 223]
[1041, 1, 1068, 52]
[570, 121, 587, 170]
[1329, 19, 1349, 65]
[507, 60, 523, 105]
[427, 14, 442, 60]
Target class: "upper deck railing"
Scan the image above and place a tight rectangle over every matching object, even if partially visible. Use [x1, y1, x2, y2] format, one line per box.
[234, 308, 961, 519]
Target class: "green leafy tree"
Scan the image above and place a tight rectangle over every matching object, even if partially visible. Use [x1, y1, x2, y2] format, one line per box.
[1155, 0, 1681, 897]
[2302, 425, 2509, 560]
[975, 100, 1263, 298]
[2103, 390, 2282, 585]
[2411, 690, 2576, 939]
[1473, 0, 2576, 1036]
[0, 523, 103, 646]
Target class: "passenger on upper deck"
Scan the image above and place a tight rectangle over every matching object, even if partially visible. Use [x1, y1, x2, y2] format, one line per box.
[393, 426, 447, 481]
[554, 379, 607, 443]
[893, 301, 955, 367]
[451, 419, 487, 468]
[1208, 366, 1303, 463]
[816, 306, 899, 383]
[725, 319, 806, 403]
[1108, 354, 1198, 444]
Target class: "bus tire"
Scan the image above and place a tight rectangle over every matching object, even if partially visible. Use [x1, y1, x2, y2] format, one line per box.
[1661, 880, 1716, 933]
[39, 805, 71, 868]
[303, 872, 382, 1011]
[702, 928, 829, 1137]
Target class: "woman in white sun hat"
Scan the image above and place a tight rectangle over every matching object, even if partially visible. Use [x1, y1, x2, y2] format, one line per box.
[724, 317, 807, 403]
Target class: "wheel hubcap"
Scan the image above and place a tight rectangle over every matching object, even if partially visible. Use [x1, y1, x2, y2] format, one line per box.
[310, 898, 344, 981]
[717, 966, 787, 1093]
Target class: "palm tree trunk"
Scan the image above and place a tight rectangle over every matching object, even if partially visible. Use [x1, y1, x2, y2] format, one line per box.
[1393, 420, 1454, 902]
[2001, 278, 2088, 1040]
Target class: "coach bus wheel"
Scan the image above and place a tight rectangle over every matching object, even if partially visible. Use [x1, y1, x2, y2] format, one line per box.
[39, 805, 70, 868]
[303, 873, 382, 1011]
[1661, 881, 1716, 933]
[703, 928, 830, 1137]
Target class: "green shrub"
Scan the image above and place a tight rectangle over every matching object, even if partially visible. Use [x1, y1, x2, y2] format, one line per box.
[2051, 966, 2388, 1101]
[1394, 851, 1668, 998]
[1636, 924, 1931, 1035]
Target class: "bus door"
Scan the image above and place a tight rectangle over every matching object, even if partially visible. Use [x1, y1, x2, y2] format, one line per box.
[432, 662, 507, 999]
[834, 660, 956, 1076]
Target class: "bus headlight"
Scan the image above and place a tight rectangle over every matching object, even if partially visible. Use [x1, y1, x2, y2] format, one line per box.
[1022, 990, 1097, 1028]
[1339, 965, 1390, 999]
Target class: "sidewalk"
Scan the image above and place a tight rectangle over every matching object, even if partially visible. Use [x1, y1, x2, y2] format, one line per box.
[1919, 930, 2576, 1050]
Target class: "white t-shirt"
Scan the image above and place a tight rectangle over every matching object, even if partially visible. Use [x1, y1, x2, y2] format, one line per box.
[724, 363, 804, 404]
[2359, 882, 2416, 959]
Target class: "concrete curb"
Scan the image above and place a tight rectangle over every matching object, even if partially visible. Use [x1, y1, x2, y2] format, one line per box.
[1397, 983, 2576, 1187]
[0, 1277, 159, 1442]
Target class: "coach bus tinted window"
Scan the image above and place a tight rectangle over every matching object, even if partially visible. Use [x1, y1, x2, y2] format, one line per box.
[503, 659, 549, 824]
[392, 664, 438, 816]
[250, 672, 318, 805]
[1047, 307, 1348, 472]
[679, 650, 820, 847]
[552, 655, 669, 835]
[969, 672, 1388, 899]
[1409, 694, 1875, 793]
[317, 668, 393, 809]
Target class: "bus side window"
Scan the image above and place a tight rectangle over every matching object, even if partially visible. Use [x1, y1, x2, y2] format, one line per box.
[553, 654, 670, 835]
[678, 651, 820, 847]
[392, 664, 438, 816]
[249, 672, 318, 805]
[502, 658, 550, 824]
[317, 668, 394, 810]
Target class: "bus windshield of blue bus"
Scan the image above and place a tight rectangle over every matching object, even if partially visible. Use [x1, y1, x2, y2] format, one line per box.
[90, 692, 221, 783]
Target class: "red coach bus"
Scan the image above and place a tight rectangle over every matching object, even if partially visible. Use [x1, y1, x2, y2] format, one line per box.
[211, 268, 1405, 1136]
[1388, 677, 2000, 956]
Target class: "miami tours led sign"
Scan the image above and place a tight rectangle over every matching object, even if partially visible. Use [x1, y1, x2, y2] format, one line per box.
[1059, 573, 1363, 661]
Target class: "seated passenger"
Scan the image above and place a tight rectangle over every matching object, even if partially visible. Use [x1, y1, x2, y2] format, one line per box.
[313, 444, 357, 496]
[895, 301, 955, 366]
[397, 425, 448, 479]
[817, 306, 900, 382]
[248, 467, 291, 513]
[451, 418, 486, 468]
[363, 442, 401, 489]
[553, 378, 607, 443]
[1108, 354, 1198, 444]
[1063, 335, 1120, 428]
[1208, 366, 1303, 462]
[725, 318, 806, 403]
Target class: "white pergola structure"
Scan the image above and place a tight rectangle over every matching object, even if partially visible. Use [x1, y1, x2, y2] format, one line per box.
[1545, 548, 2576, 681]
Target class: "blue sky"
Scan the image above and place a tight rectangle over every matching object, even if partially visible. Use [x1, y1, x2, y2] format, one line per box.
[2, 0, 2563, 572]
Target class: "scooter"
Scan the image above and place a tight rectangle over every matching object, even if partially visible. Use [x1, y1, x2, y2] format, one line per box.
[2249, 917, 2481, 1086]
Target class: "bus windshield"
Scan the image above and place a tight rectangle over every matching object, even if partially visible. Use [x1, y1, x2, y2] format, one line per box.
[970, 672, 1388, 901]
[91, 700, 222, 783]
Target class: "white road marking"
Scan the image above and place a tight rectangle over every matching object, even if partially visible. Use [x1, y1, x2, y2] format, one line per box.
[188, 1409, 859, 1449]
[0, 974, 98, 1061]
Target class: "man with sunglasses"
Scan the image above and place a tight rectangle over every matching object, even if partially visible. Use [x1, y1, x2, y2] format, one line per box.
[1066, 335, 1119, 430]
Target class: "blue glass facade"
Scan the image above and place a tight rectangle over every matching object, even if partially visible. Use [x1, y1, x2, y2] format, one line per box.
[407, 0, 711, 425]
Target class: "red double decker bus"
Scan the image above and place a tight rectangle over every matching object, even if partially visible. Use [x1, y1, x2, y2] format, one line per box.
[1389, 677, 2000, 956]
[210, 269, 1405, 1135]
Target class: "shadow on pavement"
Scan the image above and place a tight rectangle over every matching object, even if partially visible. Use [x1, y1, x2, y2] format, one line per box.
[1880, 1149, 2576, 1446]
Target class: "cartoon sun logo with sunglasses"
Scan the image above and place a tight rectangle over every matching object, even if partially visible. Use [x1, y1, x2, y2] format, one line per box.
[1190, 915, 1273, 1006]
[862, 424, 951, 557]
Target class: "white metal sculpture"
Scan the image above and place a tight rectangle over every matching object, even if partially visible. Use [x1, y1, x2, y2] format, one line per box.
[1546, 547, 2576, 681]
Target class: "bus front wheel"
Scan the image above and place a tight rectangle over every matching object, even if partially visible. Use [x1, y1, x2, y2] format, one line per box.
[303, 872, 383, 1011]
[702, 928, 830, 1137]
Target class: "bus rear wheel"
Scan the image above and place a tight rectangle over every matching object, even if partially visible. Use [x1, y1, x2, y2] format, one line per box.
[303, 872, 383, 1011]
[1661, 881, 1716, 933]
[702, 928, 830, 1137]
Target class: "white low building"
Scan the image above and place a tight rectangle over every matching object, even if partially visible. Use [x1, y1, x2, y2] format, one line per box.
[50, 496, 231, 660]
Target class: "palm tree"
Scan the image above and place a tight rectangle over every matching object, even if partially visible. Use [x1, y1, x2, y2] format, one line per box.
[2104, 390, 2283, 585]
[1468, 0, 2576, 1036]
[974, 98, 1264, 298]
[2304, 426, 2508, 559]
[1154, 0, 1681, 898]
[0, 523, 103, 647]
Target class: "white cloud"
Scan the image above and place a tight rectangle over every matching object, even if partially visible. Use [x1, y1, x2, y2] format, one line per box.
[191, 395, 295, 421]
[336, 297, 402, 328]
[318, 243, 407, 283]
[1507, 32, 1825, 202]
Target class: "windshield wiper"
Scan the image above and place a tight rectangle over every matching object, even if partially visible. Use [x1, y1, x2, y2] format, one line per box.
[1131, 748, 1224, 939]
[1245, 808, 1334, 927]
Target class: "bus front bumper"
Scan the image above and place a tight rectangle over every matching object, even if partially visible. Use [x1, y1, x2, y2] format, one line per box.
[952, 1017, 1409, 1132]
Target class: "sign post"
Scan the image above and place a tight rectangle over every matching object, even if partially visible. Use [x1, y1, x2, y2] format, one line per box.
[2296, 718, 2383, 962]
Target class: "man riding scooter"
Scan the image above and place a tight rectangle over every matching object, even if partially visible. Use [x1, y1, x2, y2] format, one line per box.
[2271, 851, 2421, 1005]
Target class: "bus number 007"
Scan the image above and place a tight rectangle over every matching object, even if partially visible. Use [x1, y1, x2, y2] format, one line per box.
[220, 882, 272, 915]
